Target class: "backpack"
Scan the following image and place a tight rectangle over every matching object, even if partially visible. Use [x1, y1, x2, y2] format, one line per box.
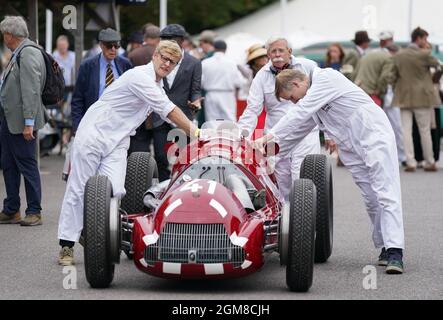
[17, 44, 65, 106]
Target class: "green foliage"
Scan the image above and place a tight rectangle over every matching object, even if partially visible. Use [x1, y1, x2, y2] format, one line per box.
[120, 0, 277, 37]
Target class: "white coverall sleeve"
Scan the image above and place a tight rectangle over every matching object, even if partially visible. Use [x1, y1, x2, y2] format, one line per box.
[129, 79, 175, 121]
[269, 71, 341, 157]
[237, 74, 265, 136]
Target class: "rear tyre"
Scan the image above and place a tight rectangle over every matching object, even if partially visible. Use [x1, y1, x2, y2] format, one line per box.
[121, 152, 158, 214]
[286, 179, 317, 292]
[84, 175, 115, 288]
[300, 154, 333, 263]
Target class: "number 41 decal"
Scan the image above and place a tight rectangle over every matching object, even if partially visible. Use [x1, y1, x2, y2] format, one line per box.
[180, 180, 217, 194]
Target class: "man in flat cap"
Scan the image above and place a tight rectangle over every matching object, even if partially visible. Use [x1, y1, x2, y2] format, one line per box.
[71, 28, 132, 134]
[129, 23, 202, 182]
[128, 24, 160, 67]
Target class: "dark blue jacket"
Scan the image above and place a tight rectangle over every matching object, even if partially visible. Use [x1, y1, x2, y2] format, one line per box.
[71, 53, 132, 131]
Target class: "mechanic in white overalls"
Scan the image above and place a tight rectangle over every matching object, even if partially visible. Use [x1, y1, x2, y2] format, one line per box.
[202, 40, 246, 122]
[255, 68, 405, 274]
[237, 37, 321, 200]
[57, 41, 199, 266]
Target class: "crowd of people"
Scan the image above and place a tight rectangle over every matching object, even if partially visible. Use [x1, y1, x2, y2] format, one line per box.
[1, 14, 442, 275]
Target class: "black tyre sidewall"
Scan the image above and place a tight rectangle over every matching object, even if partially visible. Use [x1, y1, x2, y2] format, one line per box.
[84, 175, 115, 288]
[300, 154, 333, 263]
[286, 179, 317, 292]
[121, 152, 157, 214]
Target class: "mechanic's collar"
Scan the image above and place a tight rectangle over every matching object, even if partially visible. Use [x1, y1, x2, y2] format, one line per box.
[268, 56, 294, 75]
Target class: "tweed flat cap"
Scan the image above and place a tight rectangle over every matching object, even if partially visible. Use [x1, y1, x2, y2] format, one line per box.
[98, 28, 121, 42]
[160, 24, 186, 38]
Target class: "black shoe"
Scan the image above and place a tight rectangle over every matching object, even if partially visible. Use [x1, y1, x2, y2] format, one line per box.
[386, 248, 404, 274]
[377, 247, 388, 266]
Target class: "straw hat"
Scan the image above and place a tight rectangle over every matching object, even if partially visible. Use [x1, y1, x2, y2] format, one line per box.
[247, 43, 267, 63]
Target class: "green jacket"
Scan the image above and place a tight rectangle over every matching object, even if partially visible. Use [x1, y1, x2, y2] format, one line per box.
[392, 45, 440, 108]
[342, 46, 363, 81]
[0, 39, 47, 134]
[354, 50, 394, 96]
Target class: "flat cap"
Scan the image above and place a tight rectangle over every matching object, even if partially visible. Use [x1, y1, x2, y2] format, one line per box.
[160, 24, 186, 38]
[379, 30, 394, 40]
[128, 31, 143, 44]
[199, 30, 216, 43]
[98, 28, 121, 42]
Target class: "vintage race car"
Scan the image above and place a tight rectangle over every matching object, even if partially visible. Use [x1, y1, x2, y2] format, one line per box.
[82, 121, 333, 292]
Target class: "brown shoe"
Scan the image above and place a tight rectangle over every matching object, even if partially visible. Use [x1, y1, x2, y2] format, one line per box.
[0, 211, 21, 224]
[58, 246, 74, 266]
[20, 214, 42, 226]
[424, 163, 438, 172]
[404, 166, 416, 172]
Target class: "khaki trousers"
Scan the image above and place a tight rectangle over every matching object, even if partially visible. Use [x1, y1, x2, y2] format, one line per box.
[400, 108, 435, 167]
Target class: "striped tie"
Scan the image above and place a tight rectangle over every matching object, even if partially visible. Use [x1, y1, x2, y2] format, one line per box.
[105, 63, 114, 88]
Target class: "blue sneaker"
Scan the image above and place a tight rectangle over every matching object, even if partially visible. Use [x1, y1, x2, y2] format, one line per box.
[378, 248, 388, 266]
[386, 248, 404, 274]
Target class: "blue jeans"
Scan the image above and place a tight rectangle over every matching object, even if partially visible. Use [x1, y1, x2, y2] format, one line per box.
[1, 120, 42, 215]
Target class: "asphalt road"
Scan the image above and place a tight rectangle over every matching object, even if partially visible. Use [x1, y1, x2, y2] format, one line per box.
[0, 153, 442, 300]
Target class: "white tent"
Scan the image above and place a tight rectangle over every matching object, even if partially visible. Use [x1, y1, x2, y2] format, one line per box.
[214, 0, 443, 53]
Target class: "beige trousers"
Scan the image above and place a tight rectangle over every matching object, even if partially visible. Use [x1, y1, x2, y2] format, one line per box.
[400, 108, 435, 167]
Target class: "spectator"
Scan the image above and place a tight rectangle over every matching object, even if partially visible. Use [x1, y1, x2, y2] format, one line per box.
[320, 43, 345, 71]
[198, 30, 216, 59]
[392, 26, 441, 172]
[130, 24, 202, 182]
[377, 32, 407, 166]
[0, 16, 47, 226]
[353, 43, 394, 106]
[123, 31, 143, 58]
[202, 40, 246, 122]
[246, 44, 269, 77]
[128, 25, 160, 66]
[71, 28, 132, 133]
[342, 30, 371, 80]
[378, 30, 394, 49]
[52, 35, 75, 87]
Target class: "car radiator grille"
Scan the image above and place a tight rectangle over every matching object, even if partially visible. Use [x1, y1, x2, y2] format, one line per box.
[145, 223, 246, 267]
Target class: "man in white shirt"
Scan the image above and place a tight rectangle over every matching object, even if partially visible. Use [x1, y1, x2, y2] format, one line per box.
[57, 41, 199, 266]
[52, 35, 75, 86]
[238, 36, 321, 200]
[202, 40, 246, 122]
[255, 68, 405, 274]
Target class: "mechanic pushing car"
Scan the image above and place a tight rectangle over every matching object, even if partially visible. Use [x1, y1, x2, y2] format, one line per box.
[57, 40, 199, 266]
[254, 68, 405, 274]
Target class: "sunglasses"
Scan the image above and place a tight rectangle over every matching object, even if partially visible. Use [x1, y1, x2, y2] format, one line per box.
[103, 42, 120, 50]
[159, 53, 178, 66]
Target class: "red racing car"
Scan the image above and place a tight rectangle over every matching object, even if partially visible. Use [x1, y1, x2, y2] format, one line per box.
[82, 121, 333, 292]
